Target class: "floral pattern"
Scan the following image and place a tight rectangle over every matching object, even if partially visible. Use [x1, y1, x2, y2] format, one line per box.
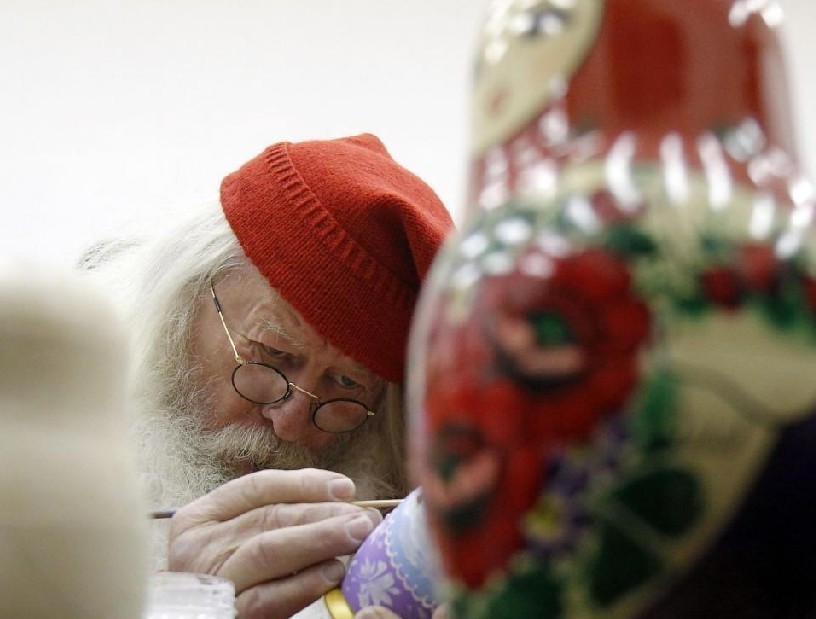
[341, 489, 439, 619]
[354, 559, 401, 609]
[413, 159, 816, 619]
[481, 247, 651, 440]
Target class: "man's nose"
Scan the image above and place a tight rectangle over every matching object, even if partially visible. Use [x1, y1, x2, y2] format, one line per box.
[261, 383, 318, 442]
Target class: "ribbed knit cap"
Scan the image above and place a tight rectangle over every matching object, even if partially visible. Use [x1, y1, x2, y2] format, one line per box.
[220, 134, 454, 384]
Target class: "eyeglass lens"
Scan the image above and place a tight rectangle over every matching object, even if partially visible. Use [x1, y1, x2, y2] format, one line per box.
[232, 362, 289, 404]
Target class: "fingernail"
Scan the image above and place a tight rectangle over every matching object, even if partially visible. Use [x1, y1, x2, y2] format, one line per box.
[346, 514, 376, 543]
[329, 477, 356, 501]
[321, 559, 345, 585]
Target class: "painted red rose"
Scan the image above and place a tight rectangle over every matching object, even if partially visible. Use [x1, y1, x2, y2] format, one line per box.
[700, 265, 744, 310]
[419, 248, 652, 588]
[479, 247, 651, 443]
[700, 243, 783, 310]
[422, 380, 543, 588]
[737, 242, 779, 294]
[803, 276, 816, 313]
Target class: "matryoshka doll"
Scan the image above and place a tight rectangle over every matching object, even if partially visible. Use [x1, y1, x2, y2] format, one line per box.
[0, 262, 150, 617]
[320, 487, 442, 619]
[409, 1, 816, 618]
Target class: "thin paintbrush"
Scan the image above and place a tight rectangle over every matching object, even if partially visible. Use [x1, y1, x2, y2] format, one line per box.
[149, 498, 402, 519]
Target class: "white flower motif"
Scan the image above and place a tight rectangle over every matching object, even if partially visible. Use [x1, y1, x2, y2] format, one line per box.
[355, 559, 402, 608]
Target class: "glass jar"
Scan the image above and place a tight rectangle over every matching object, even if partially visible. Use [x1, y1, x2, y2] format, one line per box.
[143, 572, 236, 619]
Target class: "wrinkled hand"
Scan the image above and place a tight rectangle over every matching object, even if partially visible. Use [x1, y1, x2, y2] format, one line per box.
[168, 468, 382, 619]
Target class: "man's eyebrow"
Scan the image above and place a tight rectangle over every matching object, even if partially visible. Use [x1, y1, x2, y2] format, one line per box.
[256, 317, 301, 347]
[337, 358, 379, 383]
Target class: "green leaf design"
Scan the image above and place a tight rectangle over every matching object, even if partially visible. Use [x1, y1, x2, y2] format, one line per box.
[700, 234, 732, 262]
[588, 522, 662, 606]
[630, 369, 678, 452]
[756, 284, 805, 331]
[481, 563, 563, 619]
[674, 292, 708, 318]
[604, 225, 658, 257]
[610, 467, 703, 537]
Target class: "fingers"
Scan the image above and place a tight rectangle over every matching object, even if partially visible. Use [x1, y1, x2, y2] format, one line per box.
[168, 487, 372, 577]
[177, 468, 358, 523]
[165, 468, 381, 618]
[168, 500, 369, 575]
[235, 559, 347, 619]
[243, 499, 366, 532]
[219, 509, 382, 592]
[174, 499, 365, 543]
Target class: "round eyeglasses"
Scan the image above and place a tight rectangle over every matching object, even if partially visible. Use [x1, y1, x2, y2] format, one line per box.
[210, 279, 376, 434]
[231, 362, 374, 433]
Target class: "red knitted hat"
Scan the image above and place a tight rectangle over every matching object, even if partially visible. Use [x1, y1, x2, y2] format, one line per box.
[220, 134, 454, 384]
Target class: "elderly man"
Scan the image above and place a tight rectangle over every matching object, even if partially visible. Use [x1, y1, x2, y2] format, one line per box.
[83, 134, 453, 618]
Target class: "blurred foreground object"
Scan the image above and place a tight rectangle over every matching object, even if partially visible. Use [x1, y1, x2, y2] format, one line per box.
[0, 259, 149, 617]
[409, 1, 816, 617]
[143, 572, 236, 619]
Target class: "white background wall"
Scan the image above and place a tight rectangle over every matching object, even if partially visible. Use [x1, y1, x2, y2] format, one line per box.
[1, 0, 814, 268]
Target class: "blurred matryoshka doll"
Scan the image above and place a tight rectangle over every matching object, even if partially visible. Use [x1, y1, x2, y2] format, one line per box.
[408, 1, 816, 618]
[0, 262, 149, 617]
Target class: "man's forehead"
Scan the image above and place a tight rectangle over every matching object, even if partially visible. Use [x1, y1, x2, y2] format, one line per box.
[222, 263, 379, 379]
[256, 289, 378, 379]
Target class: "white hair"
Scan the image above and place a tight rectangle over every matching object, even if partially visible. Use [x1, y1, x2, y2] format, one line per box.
[81, 201, 409, 562]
